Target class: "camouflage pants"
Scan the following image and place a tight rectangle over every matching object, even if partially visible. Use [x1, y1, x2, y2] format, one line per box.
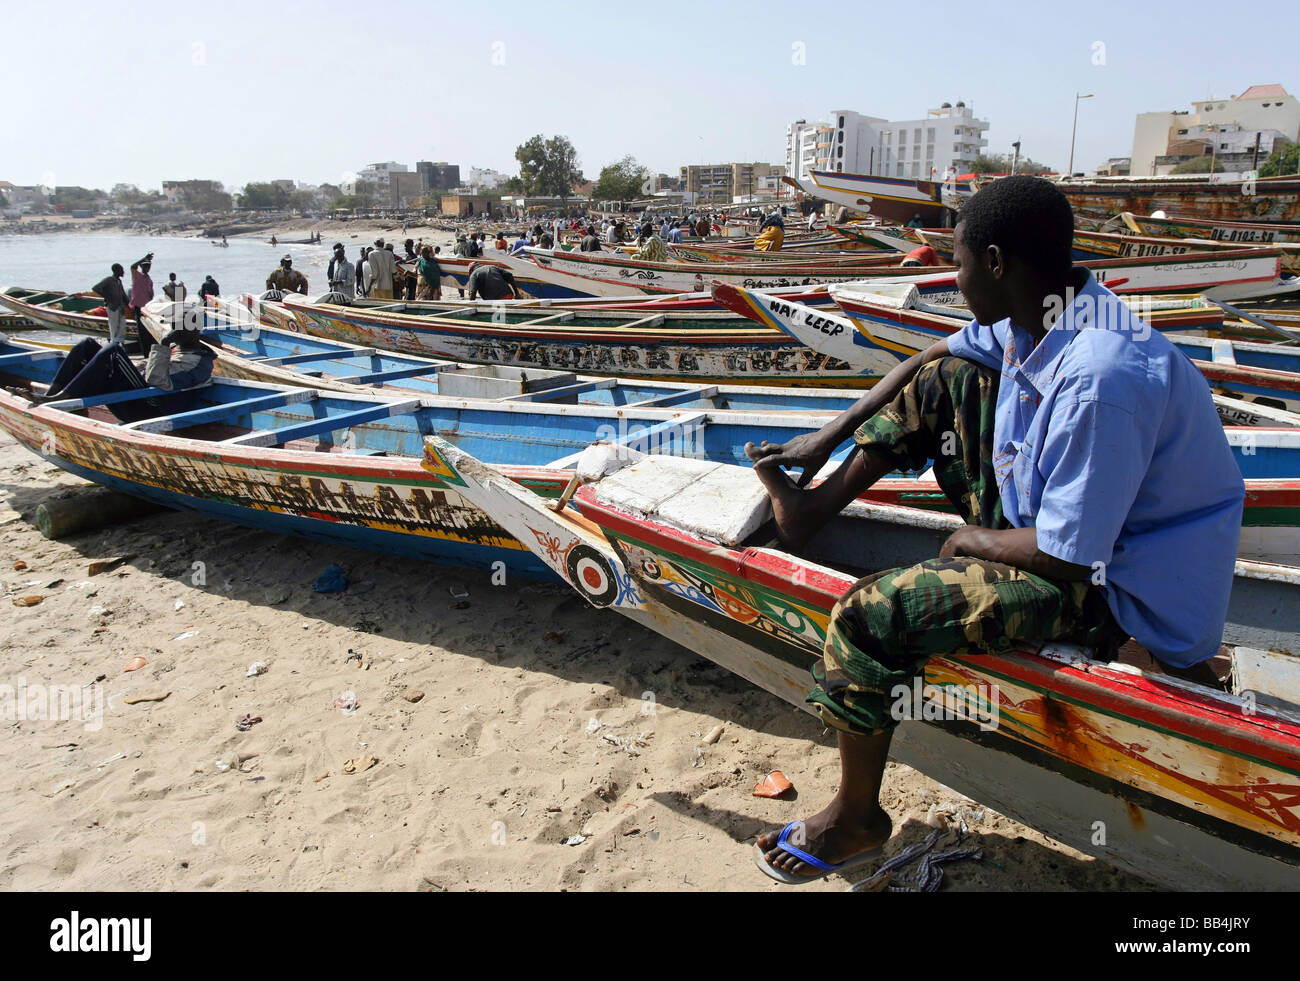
[806, 357, 1124, 735]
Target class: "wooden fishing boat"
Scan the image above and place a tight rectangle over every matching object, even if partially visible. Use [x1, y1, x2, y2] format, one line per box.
[519, 247, 955, 297]
[880, 226, 1300, 274]
[783, 170, 971, 224]
[269, 292, 898, 387]
[0, 338, 882, 580]
[1057, 173, 1300, 225]
[0, 286, 137, 340]
[1118, 212, 1300, 246]
[715, 282, 1300, 417]
[427, 438, 1300, 890]
[135, 302, 1300, 560]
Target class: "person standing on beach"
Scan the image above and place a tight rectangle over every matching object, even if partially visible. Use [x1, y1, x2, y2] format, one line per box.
[465, 261, 517, 301]
[266, 255, 309, 294]
[743, 176, 1245, 884]
[91, 263, 130, 344]
[328, 243, 356, 299]
[128, 253, 155, 354]
[416, 245, 442, 300]
[401, 239, 419, 300]
[580, 225, 601, 252]
[355, 247, 371, 298]
[365, 238, 398, 299]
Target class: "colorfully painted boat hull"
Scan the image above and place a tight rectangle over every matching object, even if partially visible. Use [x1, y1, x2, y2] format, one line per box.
[424, 438, 1300, 890]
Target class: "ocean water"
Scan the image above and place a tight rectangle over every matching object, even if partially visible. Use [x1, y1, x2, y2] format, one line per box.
[0, 233, 352, 299]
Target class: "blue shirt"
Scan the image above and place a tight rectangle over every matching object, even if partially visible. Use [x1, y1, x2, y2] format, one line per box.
[946, 270, 1244, 667]
[666, 227, 683, 244]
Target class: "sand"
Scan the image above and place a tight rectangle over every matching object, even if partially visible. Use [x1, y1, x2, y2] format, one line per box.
[0, 435, 1152, 891]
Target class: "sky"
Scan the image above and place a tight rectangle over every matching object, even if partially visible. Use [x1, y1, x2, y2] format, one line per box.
[3, 0, 1298, 193]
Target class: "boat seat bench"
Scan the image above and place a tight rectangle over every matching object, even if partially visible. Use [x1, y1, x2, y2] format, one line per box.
[222, 398, 420, 448]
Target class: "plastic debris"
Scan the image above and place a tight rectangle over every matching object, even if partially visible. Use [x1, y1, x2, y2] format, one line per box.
[12, 595, 43, 607]
[848, 828, 983, 893]
[334, 691, 359, 713]
[89, 554, 134, 576]
[313, 564, 348, 594]
[246, 661, 268, 678]
[123, 656, 148, 672]
[174, 599, 185, 611]
[173, 630, 200, 642]
[343, 754, 377, 774]
[703, 723, 726, 745]
[585, 716, 602, 734]
[563, 835, 586, 846]
[235, 714, 263, 732]
[449, 584, 469, 599]
[752, 770, 794, 798]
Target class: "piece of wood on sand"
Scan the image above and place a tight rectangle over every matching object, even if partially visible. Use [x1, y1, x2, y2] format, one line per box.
[34, 486, 169, 540]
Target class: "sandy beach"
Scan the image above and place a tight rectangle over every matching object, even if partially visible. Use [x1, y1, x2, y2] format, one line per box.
[0, 434, 1151, 892]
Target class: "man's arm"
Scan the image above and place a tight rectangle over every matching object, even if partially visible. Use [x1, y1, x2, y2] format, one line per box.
[746, 338, 951, 485]
[939, 526, 1092, 581]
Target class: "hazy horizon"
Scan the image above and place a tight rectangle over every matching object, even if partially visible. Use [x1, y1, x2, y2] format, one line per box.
[5, 0, 1297, 193]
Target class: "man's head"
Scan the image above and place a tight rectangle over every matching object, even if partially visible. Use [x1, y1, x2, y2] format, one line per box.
[169, 272, 177, 283]
[374, 237, 384, 248]
[333, 242, 345, 255]
[111, 263, 124, 277]
[953, 175, 1074, 325]
[281, 254, 293, 268]
[467, 262, 479, 273]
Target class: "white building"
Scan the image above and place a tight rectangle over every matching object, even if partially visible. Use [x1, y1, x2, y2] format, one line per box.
[786, 103, 989, 181]
[1131, 84, 1300, 176]
[343, 161, 410, 195]
[466, 167, 510, 191]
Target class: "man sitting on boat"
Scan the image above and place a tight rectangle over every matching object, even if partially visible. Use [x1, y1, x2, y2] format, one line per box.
[746, 175, 1245, 884]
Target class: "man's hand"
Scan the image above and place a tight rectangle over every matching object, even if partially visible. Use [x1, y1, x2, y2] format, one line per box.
[745, 431, 834, 488]
[939, 525, 979, 559]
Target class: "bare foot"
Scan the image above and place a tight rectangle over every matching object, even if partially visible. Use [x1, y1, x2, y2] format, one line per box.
[757, 801, 892, 879]
[749, 456, 818, 551]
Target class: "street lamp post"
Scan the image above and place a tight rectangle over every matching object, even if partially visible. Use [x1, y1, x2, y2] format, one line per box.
[878, 130, 891, 176]
[1068, 93, 1093, 176]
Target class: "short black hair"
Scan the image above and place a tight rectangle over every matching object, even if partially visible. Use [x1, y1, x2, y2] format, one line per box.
[957, 175, 1073, 276]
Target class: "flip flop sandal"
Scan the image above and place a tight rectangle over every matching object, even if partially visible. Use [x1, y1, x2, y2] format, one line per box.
[754, 821, 883, 885]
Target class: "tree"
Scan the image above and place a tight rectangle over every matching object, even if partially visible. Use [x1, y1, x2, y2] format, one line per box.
[236, 182, 292, 210]
[329, 194, 371, 211]
[49, 186, 106, 212]
[501, 176, 525, 193]
[180, 182, 233, 213]
[1259, 143, 1299, 178]
[972, 152, 1055, 175]
[592, 156, 649, 202]
[515, 134, 584, 210]
[1169, 155, 1224, 175]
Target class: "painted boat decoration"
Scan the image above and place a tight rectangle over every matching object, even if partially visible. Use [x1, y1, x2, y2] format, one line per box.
[1057, 173, 1300, 225]
[1119, 212, 1300, 247]
[425, 437, 1300, 891]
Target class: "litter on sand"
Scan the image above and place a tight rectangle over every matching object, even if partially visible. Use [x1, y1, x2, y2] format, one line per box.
[848, 828, 983, 893]
[313, 564, 348, 594]
[342, 755, 377, 774]
[752, 771, 795, 798]
[235, 714, 263, 732]
[334, 691, 359, 713]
